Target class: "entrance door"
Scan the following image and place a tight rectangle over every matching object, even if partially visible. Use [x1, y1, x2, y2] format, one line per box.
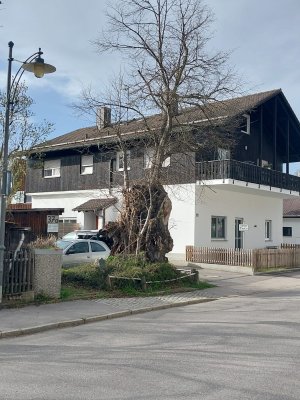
[235, 218, 243, 249]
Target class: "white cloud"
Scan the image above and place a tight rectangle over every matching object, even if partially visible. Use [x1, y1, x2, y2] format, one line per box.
[0, 0, 300, 137]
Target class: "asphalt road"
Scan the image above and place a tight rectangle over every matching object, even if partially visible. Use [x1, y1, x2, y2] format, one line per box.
[1, 284, 300, 400]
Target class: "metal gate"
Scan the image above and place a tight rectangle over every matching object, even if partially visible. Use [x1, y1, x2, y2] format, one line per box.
[2, 248, 35, 296]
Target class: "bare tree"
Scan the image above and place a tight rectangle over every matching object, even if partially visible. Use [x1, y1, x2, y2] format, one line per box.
[0, 81, 54, 199]
[77, 0, 240, 261]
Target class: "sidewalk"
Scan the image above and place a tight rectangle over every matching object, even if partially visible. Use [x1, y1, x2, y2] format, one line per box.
[1, 267, 300, 339]
[0, 290, 216, 339]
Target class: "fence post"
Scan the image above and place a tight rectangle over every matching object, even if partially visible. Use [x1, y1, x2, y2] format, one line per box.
[106, 275, 112, 290]
[141, 276, 147, 291]
[98, 258, 106, 269]
[191, 268, 199, 284]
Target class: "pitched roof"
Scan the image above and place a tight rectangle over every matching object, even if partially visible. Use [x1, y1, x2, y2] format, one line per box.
[283, 199, 300, 217]
[73, 198, 117, 212]
[33, 89, 282, 153]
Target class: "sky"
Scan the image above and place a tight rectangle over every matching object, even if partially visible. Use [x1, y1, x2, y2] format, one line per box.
[1, 0, 300, 165]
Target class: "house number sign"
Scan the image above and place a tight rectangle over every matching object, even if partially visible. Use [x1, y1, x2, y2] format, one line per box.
[47, 215, 59, 224]
[47, 215, 59, 233]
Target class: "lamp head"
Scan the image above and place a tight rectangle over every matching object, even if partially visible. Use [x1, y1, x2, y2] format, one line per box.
[22, 48, 56, 78]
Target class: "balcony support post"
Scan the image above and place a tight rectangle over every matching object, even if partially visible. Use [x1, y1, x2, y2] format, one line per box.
[259, 105, 263, 168]
[273, 97, 277, 170]
[286, 118, 290, 175]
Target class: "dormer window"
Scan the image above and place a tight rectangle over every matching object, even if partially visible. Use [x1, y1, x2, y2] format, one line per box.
[81, 155, 93, 175]
[241, 114, 251, 135]
[44, 159, 61, 178]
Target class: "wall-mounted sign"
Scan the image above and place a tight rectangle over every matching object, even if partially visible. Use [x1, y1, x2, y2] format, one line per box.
[47, 224, 59, 233]
[47, 215, 59, 233]
[47, 215, 59, 224]
[239, 224, 249, 231]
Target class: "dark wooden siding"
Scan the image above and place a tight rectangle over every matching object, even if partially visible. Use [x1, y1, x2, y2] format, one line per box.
[233, 100, 287, 170]
[26, 148, 197, 193]
[6, 209, 64, 243]
[26, 151, 111, 193]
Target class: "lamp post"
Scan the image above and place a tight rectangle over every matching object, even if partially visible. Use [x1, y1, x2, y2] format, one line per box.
[0, 41, 56, 302]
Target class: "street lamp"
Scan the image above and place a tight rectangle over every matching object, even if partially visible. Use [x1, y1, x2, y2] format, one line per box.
[0, 41, 56, 303]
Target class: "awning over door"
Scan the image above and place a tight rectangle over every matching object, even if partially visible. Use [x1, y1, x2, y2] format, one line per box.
[72, 197, 117, 213]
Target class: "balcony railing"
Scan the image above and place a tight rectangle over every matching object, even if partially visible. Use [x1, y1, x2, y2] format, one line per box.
[196, 160, 300, 193]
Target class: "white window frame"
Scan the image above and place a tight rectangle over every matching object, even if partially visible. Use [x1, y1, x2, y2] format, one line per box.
[162, 156, 171, 168]
[217, 148, 230, 160]
[44, 159, 61, 178]
[144, 148, 155, 169]
[81, 154, 94, 175]
[116, 150, 130, 171]
[241, 114, 251, 135]
[59, 218, 77, 224]
[265, 220, 272, 241]
[144, 147, 170, 169]
[211, 216, 227, 240]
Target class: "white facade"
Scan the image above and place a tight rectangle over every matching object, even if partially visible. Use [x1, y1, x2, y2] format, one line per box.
[194, 184, 284, 249]
[167, 180, 299, 258]
[166, 184, 196, 256]
[283, 218, 300, 245]
[30, 189, 119, 230]
[30, 180, 298, 258]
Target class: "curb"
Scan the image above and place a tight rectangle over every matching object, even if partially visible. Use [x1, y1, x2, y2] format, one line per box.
[0, 297, 216, 340]
[253, 267, 300, 275]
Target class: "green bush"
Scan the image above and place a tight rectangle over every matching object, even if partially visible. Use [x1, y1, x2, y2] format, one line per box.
[62, 263, 102, 289]
[62, 255, 187, 291]
[106, 254, 182, 281]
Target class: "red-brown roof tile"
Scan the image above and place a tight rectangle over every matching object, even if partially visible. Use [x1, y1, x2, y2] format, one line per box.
[283, 199, 300, 217]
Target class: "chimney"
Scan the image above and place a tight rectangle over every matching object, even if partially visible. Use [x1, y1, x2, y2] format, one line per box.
[96, 106, 111, 129]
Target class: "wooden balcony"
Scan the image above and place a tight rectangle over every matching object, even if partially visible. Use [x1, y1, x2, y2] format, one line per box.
[196, 160, 300, 193]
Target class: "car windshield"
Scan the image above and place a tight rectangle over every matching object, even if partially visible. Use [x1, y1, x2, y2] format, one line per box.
[56, 240, 73, 249]
[62, 232, 78, 239]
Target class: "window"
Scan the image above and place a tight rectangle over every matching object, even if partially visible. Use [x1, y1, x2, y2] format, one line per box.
[144, 148, 170, 168]
[144, 148, 155, 169]
[59, 219, 77, 224]
[211, 216, 226, 239]
[90, 242, 106, 252]
[67, 242, 89, 254]
[162, 156, 171, 167]
[241, 114, 251, 135]
[265, 220, 272, 240]
[283, 227, 292, 237]
[44, 159, 61, 178]
[217, 148, 230, 160]
[116, 150, 130, 171]
[81, 155, 93, 175]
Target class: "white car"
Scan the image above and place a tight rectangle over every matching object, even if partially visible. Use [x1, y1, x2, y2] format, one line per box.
[56, 239, 111, 267]
[62, 230, 99, 240]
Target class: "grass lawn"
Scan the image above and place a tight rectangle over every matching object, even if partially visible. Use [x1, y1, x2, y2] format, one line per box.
[60, 280, 214, 301]
[2, 260, 215, 307]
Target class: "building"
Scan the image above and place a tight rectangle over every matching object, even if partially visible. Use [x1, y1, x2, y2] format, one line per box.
[283, 199, 300, 245]
[25, 89, 300, 258]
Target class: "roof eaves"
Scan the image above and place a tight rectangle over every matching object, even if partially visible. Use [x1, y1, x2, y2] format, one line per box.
[32, 89, 285, 153]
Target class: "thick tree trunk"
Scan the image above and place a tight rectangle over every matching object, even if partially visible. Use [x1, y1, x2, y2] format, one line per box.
[107, 184, 173, 262]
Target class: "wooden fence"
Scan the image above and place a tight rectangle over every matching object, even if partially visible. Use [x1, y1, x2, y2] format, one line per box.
[2, 248, 35, 297]
[186, 245, 300, 271]
[186, 246, 254, 267]
[254, 247, 300, 271]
